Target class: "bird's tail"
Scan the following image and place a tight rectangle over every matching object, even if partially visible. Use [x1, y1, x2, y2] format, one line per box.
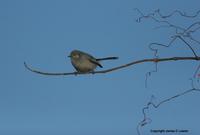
[96, 57, 118, 61]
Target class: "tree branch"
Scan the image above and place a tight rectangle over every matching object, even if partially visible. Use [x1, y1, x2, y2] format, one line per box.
[156, 9, 200, 18]
[24, 56, 200, 76]
[137, 86, 200, 135]
[134, 9, 200, 135]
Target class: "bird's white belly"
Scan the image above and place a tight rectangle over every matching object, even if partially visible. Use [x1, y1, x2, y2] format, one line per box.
[71, 59, 97, 72]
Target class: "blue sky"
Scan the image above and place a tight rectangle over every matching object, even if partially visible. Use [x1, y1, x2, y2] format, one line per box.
[1, 0, 200, 135]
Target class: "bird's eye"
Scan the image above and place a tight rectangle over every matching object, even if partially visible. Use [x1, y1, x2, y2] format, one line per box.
[73, 54, 79, 58]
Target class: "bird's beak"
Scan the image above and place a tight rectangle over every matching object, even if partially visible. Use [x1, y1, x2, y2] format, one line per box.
[68, 55, 71, 58]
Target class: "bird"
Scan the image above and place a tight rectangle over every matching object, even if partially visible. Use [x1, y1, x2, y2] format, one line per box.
[68, 50, 118, 73]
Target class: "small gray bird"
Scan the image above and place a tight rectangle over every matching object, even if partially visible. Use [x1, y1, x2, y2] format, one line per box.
[68, 50, 118, 73]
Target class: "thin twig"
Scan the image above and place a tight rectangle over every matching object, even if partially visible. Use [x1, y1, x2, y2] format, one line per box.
[176, 36, 198, 58]
[145, 62, 158, 88]
[24, 56, 200, 76]
[135, 9, 200, 135]
[156, 9, 200, 18]
[137, 87, 200, 135]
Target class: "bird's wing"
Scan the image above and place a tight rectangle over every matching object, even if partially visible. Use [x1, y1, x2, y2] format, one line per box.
[89, 58, 103, 68]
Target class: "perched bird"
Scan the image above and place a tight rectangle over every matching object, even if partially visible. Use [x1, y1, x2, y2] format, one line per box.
[68, 50, 118, 73]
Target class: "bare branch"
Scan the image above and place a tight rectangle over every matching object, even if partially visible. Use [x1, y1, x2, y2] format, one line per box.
[137, 87, 200, 135]
[145, 62, 158, 88]
[135, 9, 200, 135]
[149, 37, 177, 57]
[24, 57, 200, 76]
[176, 35, 198, 57]
[134, 8, 186, 32]
[136, 9, 200, 88]
[24, 62, 77, 76]
[134, 8, 200, 21]
[135, 9, 200, 39]
[156, 9, 200, 18]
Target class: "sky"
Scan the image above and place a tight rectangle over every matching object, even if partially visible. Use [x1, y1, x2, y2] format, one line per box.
[1, 0, 200, 135]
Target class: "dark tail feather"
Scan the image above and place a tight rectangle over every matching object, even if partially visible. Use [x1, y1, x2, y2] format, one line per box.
[89, 59, 103, 68]
[96, 57, 118, 61]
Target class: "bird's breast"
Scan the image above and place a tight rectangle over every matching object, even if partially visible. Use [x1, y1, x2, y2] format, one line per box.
[71, 58, 97, 73]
